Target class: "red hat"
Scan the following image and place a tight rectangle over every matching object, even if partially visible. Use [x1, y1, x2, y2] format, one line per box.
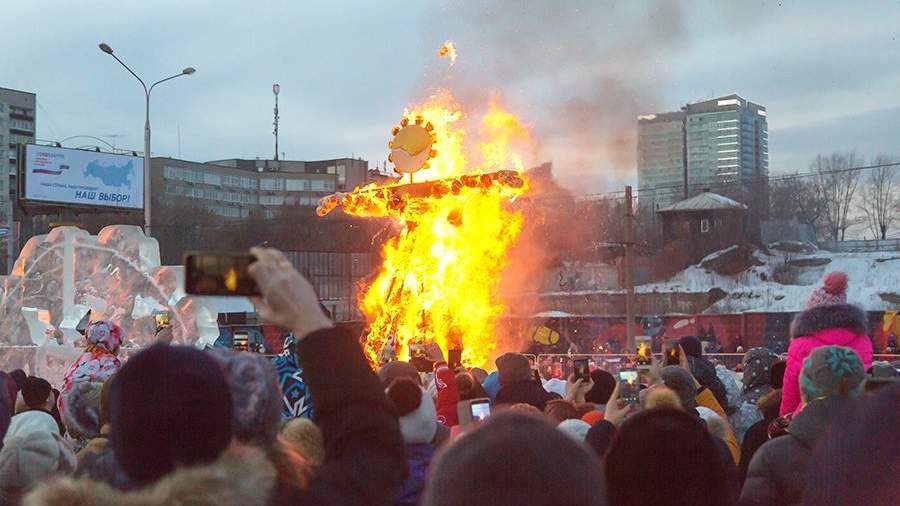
[824, 272, 848, 295]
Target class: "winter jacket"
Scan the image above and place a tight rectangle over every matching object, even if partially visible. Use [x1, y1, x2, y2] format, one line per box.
[396, 443, 434, 506]
[433, 363, 459, 427]
[495, 380, 561, 411]
[696, 387, 740, 465]
[58, 321, 123, 417]
[30, 326, 407, 506]
[687, 355, 729, 412]
[780, 305, 873, 416]
[739, 396, 856, 506]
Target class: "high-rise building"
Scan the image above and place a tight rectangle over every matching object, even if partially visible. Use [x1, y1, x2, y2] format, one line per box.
[638, 94, 768, 211]
[0, 87, 36, 273]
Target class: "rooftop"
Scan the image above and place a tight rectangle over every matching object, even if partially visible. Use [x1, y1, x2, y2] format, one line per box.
[657, 192, 748, 213]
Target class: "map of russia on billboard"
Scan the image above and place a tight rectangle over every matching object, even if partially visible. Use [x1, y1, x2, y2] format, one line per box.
[23, 144, 144, 209]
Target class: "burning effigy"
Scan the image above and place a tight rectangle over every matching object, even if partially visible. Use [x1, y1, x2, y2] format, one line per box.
[317, 89, 532, 367]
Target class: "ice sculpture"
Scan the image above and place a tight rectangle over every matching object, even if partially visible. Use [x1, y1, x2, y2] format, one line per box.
[0, 225, 222, 381]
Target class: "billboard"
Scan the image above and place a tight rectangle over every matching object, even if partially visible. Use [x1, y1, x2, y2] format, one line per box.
[22, 144, 144, 209]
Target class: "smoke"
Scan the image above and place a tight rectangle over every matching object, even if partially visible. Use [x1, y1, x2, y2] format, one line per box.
[418, 0, 691, 192]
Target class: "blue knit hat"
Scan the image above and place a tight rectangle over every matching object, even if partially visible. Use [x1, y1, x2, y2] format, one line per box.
[800, 346, 865, 401]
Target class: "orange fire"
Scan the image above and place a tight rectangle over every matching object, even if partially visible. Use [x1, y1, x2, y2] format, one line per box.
[318, 90, 531, 367]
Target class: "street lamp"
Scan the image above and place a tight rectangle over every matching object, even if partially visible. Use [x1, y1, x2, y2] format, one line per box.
[272, 83, 280, 162]
[98, 42, 195, 237]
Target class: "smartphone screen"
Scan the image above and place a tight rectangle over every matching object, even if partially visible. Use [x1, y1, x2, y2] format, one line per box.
[184, 252, 260, 296]
[664, 341, 681, 366]
[233, 331, 250, 352]
[574, 358, 590, 381]
[619, 369, 640, 405]
[153, 311, 171, 333]
[635, 336, 653, 369]
[470, 401, 491, 422]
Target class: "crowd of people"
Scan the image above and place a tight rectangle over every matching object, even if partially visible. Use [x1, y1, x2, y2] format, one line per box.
[0, 253, 895, 505]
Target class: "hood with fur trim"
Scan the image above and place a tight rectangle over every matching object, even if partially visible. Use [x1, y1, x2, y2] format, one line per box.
[23, 443, 276, 506]
[791, 304, 868, 340]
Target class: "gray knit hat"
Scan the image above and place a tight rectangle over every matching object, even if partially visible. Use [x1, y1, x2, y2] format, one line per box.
[660, 366, 698, 409]
[211, 350, 283, 447]
[800, 346, 865, 401]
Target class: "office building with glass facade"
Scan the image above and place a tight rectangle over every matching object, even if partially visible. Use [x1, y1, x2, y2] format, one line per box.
[637, 94, 768, 212]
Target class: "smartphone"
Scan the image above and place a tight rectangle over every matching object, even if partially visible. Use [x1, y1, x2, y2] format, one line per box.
[233, 331, 250, 352]
[153, 311, 171, 333]
[635, 336, 653, 370]
[76, 310, 92, 336]
[184, 252, 260, 296]
[618, 369, 640, 405]
[664, 340, 681, 366]
[457, 398, 492, 425]
[573, 357, 590, 382]
[448, 348, 462, 369]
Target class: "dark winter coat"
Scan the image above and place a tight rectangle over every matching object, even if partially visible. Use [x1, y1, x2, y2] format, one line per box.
[687, 355, 730, 412]
[27, 327, 407, 506]
[396, 443, 434, 506]
[495, 380, 561, 411]
[739, 396, 856, 506]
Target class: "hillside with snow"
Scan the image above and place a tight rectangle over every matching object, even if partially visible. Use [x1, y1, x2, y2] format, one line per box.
[639, 242, 900, 313]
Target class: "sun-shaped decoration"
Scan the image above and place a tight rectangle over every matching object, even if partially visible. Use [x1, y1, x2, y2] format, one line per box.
[388, 115, 438, 175]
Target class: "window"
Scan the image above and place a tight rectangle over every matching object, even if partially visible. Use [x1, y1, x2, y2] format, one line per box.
[260, 195, 285, 206]
[260, 178, 284, 191]
[285, 179, 310, 192]
[203, 173, 221, 186]
[700, 219, 711, 234]
[311, 180, 326, 191]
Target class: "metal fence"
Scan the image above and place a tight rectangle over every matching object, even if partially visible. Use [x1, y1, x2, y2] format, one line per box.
[284, 251, 378, 322]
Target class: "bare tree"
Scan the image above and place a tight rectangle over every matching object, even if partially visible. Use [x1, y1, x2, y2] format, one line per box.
[858, 155, 899, 240]
[812, 151, 863, 241]
[769, 175, 825, 228]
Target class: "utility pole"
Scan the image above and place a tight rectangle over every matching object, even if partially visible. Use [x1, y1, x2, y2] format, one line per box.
[273, 83, 280, 162]
[624, 185, 636, 352]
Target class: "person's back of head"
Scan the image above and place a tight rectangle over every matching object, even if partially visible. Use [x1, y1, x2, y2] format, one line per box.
[495, 353, 532, 387]
[386, 377, 437, 445]
[799, 345, 865, 403]
[803, 383, 900, 505]
[109, 343, 233, 486]
[585, 369, 616, 405]
[660, 366, 698, 410]
[211, 350, 283, 447]
[0, 409, 74, 496]
[605, 408, 731, 506]
[280, 418, 325, 467]
[543, 399, 579, 425]
[769, 360, 787, 389]
[20, 377, 53, 413]
[422, 412, 606, 506]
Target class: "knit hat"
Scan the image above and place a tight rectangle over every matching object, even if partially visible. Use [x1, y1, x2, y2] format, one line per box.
[211, 350, 283, 447]
[378, 360, 422, 387]
[800, 345, 865, 401]
[61, 381, 103, 439]
[281, 418, 325, 467]
[584, 369, 616, 405]
[21, 377, 52, 411]
[504, 403, 544, 418]
[605, 408, 730, 506]
[660, 366, 698, 409]
[581, 410, 604, 426]
[0, 411, 75, 490]
[806, 271, 849, 308]
[868, 361, 896, 378]
[679, 336, 703, 359]
[741, 347, 780, 404]
[495, 353, 532, 387]
[109, 343, 233, 485]
[85, 320, 124, 354]
[645, 385, 683, 410]
[422, 412, 606, 506]
[386, 377, 437, 445]
[557, 419, 591, 442]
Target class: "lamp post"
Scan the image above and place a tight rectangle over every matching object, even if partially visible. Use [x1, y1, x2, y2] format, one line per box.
[273, 83, 280, 162]
[98, 42, 195, 237]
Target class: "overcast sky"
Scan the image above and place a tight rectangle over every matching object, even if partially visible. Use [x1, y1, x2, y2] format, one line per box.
[3, 0, 898, 193]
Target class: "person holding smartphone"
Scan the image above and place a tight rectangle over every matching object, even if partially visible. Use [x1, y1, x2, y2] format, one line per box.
[247, 248, 407, 505]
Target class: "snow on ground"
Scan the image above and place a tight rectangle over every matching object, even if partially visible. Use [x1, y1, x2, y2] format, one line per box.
[639, 245, 900, 312]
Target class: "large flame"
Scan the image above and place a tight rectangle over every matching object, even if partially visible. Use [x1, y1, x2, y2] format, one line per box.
[318, 91, 531, 367]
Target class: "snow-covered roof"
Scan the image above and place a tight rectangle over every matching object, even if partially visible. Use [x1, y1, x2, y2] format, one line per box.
[657, 192, 747, 213]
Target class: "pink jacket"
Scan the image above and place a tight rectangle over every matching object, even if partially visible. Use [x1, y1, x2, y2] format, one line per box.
[780, 304, 873, 416]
